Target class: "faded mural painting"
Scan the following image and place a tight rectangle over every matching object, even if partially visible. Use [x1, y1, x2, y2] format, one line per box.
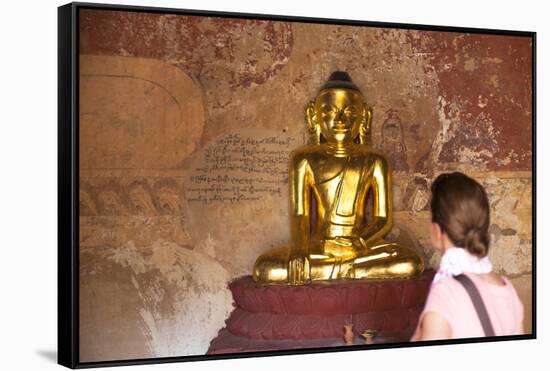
[78, 9, 532, 362]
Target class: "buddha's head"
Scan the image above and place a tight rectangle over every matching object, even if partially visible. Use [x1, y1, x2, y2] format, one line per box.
[306, 71, 372, 145]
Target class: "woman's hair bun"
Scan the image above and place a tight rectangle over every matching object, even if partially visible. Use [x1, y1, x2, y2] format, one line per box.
[463, 227, 489, 258]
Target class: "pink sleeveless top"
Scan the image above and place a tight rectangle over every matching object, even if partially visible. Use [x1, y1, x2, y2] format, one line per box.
[412, 272, 524, 339]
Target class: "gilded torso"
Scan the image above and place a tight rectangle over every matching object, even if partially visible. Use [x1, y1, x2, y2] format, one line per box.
[292, 144, 389, 253]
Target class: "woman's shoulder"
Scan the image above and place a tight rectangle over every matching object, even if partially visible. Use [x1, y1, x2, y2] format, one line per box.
[464, 272, 514, 291]
[428, 276, 467, 298]
[466, 273, 524, 321]
[461, 273, 524, 309]
[431, 273, 507, 296]
[430, 273, 521, 298]
[493, 275, 523, 301]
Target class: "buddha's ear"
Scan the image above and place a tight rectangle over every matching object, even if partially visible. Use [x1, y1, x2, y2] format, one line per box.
[359, 103, 373, 145]
[305, 100, 321, 145]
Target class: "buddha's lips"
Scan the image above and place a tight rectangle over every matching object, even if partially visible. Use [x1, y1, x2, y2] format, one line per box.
[333, 127, 350, 133]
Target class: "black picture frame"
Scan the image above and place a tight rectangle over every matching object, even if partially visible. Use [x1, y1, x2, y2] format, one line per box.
[58, 2, 536, 368]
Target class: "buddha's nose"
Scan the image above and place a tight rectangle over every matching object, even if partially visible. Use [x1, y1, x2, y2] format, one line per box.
[334, 112, 346, 127]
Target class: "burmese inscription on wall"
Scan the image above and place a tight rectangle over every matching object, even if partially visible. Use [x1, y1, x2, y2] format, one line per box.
[185, 130, 297, 204]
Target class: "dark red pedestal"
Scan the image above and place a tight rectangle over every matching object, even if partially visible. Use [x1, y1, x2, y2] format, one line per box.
[208, 270, 434, 354]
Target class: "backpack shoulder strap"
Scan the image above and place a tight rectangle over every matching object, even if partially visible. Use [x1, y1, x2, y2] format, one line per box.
[453, 274, 495, 337]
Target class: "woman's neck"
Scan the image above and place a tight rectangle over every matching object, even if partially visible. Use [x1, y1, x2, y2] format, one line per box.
[440, 234, 455, 252]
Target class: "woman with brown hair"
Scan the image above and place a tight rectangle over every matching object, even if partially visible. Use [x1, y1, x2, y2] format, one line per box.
[412, 172, 524, 340]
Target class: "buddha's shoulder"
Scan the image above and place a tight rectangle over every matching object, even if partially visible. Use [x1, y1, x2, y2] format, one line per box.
[289, 145, 322, 160]
[289, 145, 390, 166]
[357, 147, 391, 166]
[355, 146, 388, 159]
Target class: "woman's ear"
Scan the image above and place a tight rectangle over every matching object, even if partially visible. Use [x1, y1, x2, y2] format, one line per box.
[430, 222, 443, 250]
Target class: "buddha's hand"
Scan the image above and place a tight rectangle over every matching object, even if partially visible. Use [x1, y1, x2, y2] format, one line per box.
[287, 253, 310, 285]
[335, 236, 370, 250]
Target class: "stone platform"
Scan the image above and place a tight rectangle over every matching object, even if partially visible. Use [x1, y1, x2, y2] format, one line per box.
[207, 270, 434, 354]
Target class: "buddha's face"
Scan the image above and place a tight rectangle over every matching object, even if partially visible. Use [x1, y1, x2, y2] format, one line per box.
[315, 88, 365, 143]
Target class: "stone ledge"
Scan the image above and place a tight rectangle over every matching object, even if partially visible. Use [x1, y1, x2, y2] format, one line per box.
[225, 307, 422, 340]
[230, 270, 434, 315]
[207, 271, 434, 353]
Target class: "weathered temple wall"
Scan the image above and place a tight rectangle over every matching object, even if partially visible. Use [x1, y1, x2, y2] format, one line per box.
[78, 9, 533, 362]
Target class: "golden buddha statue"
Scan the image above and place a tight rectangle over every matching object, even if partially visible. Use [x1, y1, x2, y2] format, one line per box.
[253, 72, 424, 285]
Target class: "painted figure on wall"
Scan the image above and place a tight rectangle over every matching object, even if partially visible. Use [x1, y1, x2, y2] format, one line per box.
[380, 109, 409, 172]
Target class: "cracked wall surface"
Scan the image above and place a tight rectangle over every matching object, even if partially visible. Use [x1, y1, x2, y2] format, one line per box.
[78, 9, 533, 362]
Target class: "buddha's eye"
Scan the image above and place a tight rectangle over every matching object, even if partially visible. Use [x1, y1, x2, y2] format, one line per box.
[321, 106, 336, 118]
[344, 106, 357, 117]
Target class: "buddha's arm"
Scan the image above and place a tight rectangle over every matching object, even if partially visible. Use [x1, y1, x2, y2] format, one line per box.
[360, 157, 393, 245]
[289, 153, 312, 254]
[287, 153, 313, 284]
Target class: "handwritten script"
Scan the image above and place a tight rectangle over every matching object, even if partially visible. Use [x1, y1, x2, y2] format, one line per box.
[187, 133, 296, 204]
